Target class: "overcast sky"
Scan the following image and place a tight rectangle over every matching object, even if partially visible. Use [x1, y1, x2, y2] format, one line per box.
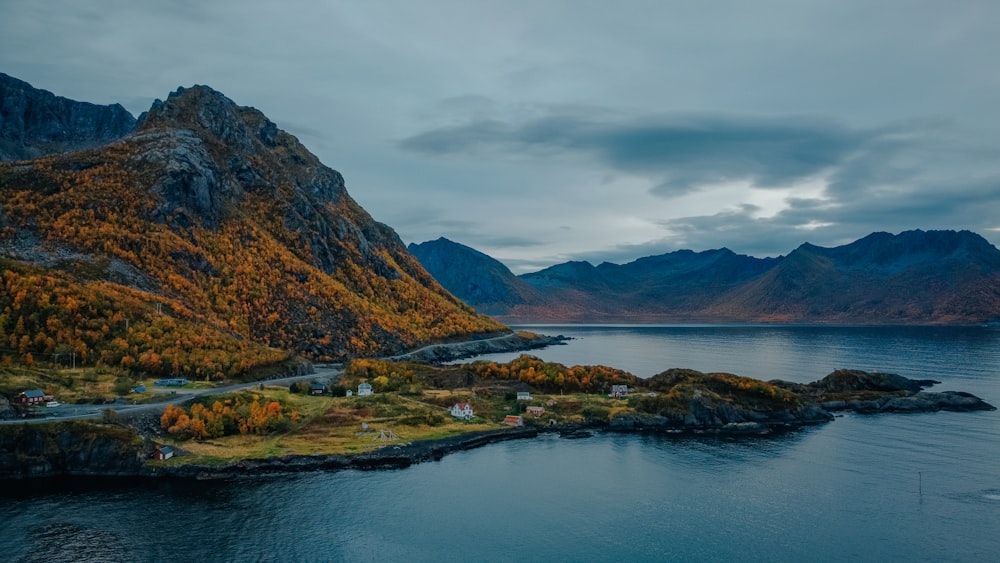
[3, 1, 999, 273]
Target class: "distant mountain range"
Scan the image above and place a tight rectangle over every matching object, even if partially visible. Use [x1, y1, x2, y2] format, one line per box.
[0, 74, 502, 377]
[409, 230, 1000, 324]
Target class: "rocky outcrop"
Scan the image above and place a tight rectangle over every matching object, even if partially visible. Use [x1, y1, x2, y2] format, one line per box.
[0, 422, 147, 479]
[391, 332, 570, 363]
[0, 73, 135, 161]
[777, 369, 996, 414]
[607, 401, 833, 435]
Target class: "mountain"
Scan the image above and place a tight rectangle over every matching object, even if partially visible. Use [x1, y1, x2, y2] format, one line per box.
[0, 80, 504, 378]
[411, 230, 1000, 324]
[711, 230, 1000, 323]
[407, 238, 541, 315]
[0, 73, 136, 161]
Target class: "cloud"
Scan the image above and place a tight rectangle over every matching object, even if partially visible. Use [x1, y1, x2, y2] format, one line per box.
[399, 112, 880, 194]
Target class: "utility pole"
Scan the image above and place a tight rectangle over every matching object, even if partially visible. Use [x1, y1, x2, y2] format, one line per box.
[71, 351, 76, 370]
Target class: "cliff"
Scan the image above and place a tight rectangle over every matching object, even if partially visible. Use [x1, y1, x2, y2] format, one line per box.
[0, 73, 136, 161]
[0, 422, 146, 479]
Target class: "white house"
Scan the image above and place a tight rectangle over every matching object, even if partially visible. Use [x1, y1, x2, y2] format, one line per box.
[516, 391, 532, 401]
[449, 402, 474, 420]
[610, 384, 629, 398]
[358, 382, 373, 396]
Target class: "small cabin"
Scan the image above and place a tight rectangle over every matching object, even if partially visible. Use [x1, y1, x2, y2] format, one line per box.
[309, 383, 326, 395]
[449, 402, 474, 420]
[610, 384, 629, 398]
[18, 390, 50, 404]
[503, 415, 524, 427]
[516, 391, 532, 401]
[153, 446, 174, 461]
[526, 406, 545, 417]
[357, 382, 373, 396]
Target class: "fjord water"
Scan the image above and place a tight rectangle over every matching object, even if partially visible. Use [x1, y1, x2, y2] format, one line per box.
[3, 326, 999, 562]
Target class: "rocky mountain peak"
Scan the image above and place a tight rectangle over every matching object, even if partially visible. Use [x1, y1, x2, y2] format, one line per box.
[137, 85, 278, 155]
[126, 84, 350, 232]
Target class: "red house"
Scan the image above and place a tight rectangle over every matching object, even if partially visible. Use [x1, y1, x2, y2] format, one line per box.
[18, 390, 52, 404]
[503, 415, 523, 427]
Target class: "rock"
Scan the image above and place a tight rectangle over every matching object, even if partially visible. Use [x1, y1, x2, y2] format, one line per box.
[880, 391, 996, 413]
[0, 73, 135, 161]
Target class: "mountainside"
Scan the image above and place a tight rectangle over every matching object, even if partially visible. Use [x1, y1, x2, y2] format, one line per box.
[407, 238, 541, 315]
[0, 81, 504, 378]
[0, 73, 136, 161]
[412, 230, 1000, 324]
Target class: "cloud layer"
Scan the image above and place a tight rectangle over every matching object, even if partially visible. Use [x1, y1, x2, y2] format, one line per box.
[2, 0, 1000, 272]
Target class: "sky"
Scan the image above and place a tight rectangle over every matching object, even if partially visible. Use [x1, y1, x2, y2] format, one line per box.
[2, 1, 999, 273]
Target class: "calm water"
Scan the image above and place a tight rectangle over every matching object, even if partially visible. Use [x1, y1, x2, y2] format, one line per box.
[2, 325, 999, 562]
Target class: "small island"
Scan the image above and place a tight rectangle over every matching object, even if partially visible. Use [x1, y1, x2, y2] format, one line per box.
[0, 352, 993, 480]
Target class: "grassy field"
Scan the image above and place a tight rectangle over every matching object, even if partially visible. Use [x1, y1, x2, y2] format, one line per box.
[158, 384, 631, 464]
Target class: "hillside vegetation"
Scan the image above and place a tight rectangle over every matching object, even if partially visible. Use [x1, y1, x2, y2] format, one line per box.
[0, 82, 503, 379]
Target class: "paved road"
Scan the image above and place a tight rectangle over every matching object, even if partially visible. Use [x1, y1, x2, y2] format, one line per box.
[0, 367, 342, 425]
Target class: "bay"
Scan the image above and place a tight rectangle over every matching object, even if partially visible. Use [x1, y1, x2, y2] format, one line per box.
[2, 325, 999, 562]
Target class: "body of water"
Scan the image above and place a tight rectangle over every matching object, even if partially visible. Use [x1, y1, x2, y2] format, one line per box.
[2, 325, 999, 562]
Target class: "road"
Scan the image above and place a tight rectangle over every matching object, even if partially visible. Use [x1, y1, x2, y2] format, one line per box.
[0, 367, 342, 425]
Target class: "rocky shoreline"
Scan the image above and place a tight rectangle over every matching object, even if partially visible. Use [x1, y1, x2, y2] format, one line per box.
[391, 332, 571, 363]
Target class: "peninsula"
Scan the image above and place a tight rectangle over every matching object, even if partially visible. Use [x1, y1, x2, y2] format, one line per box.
[0, 353, 993, 480]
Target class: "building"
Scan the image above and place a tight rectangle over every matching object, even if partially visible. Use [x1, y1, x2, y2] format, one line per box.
[153, 446, 174, 461]
[449, 402, 474, 420]
[154, 378, 189, 387]
[18, 390, 51, 404]
[503, 415, 523, 427]
[309, 383, 325, 395]
[611, 384, 630, 398]
[358, 382, 373, 396]
[516, 391, 532, 401]
[526, 406, 545, 417]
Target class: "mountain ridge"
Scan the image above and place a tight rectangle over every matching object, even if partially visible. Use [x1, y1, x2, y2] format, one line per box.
[412, 230, 1000, 324]
[0, 73, 136, 162]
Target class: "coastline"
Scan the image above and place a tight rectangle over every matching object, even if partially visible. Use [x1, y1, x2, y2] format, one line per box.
[3, 383, 993, 482]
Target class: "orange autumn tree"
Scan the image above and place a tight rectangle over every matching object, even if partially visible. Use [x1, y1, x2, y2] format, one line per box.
[160, 394, 296, 440]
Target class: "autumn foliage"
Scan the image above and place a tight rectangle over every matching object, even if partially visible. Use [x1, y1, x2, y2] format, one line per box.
[0, 91, 506, 376]
[470, 354, 638, 394]
[160, 394, 298, 440]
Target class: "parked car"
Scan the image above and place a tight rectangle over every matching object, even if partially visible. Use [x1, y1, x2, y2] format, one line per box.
[46, 401, 61, 408]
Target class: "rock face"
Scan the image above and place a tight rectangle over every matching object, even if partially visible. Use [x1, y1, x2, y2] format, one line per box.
[0, 73, 136, 161]
[0, 422, 147, 479]
[412, 230, 1000, 324]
